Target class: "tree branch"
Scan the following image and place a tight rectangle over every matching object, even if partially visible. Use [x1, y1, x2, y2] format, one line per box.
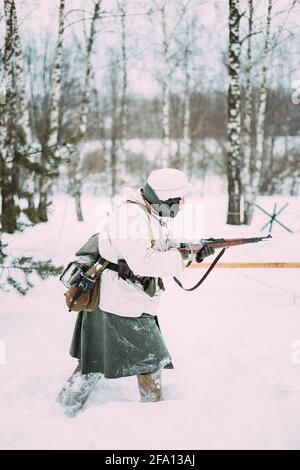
[240, 29, 263, 46]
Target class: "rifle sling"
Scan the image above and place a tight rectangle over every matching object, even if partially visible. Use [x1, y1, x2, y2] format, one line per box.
[173, 248, 226, 291]
[97, 246, 225, 292]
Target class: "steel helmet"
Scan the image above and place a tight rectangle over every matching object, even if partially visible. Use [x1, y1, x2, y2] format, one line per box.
[142, 168, 193, 218]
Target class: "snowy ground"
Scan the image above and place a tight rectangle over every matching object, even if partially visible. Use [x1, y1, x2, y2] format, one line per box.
[1, 190, 300, 450]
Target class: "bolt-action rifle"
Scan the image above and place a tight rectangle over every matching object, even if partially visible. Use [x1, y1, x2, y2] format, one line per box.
[177, 234, 272, 255]
[173, 234, 272, 291]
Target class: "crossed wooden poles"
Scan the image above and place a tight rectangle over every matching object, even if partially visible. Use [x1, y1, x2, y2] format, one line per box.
[255, 203, 293, 233]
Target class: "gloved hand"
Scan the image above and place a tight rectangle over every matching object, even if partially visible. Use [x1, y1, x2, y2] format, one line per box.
[195, 246, 215, 263]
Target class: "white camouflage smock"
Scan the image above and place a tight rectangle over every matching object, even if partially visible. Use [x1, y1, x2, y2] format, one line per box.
[98, 187, 184, 317]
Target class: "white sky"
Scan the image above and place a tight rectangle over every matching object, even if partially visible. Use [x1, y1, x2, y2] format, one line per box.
[4, 0, 300, 96]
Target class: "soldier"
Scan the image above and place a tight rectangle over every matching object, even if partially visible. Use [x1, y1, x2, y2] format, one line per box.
[58, 168, 214, 417]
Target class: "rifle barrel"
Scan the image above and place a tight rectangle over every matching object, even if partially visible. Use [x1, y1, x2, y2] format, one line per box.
[178, 235, 272, 253]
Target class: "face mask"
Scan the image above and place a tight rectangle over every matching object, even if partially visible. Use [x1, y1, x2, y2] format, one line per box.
[142, 183, 181, 218]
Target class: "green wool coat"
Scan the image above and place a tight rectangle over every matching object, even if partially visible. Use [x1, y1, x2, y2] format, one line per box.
[70, 308, 174, 377]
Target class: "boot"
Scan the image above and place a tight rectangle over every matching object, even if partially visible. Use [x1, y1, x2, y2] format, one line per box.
[137, 370, 162, 402]
[57, 363, 102, 417]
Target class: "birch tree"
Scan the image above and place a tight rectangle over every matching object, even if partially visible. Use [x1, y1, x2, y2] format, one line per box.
[152, 0, 193, 168]
[11, 1, 31, 144]
[0, 3, 63, 291]
[242, 0, 273, 224]
[1, 0, 18, 233]
[1, 0, 42, 231]
[2, 0, 40, 231]
[38, 0, 65, 222]
[182, 42, 191, 176]
[11, 0, 39, 223]
[48, 0, 65, 148]
[109, 51, 119, 198]
[180, 13, 196, 178]
[152, 0, 171, 167]
[226, 0, 242, 225]
[241, 0, 254, 224]
[118, 0, 128, 187]
[160, 0, 171, 167]
[69, 0, 101, 221]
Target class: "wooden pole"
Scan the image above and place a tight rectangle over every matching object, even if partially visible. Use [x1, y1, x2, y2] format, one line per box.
[189, 262, 300, 269]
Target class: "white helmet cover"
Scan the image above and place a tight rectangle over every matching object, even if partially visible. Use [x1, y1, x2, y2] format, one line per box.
[146, 168, 193, 201]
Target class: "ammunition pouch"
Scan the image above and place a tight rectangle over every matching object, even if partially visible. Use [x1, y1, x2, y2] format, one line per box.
[61, 259, 109, 312]
[60, 233, 165, 312]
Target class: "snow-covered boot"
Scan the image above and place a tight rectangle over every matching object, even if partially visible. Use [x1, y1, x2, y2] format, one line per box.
[137, 370, 162, 402]
[57, 364, 102, 417]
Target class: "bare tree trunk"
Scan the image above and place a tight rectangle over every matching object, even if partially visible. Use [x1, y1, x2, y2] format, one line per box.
[241, 0, 254, 224]
[94, 86, 108, 195]
[243, 0, 273, 224]
[182, 17, 193, 178]
[182, 72, 191, 174]
[79, 2, 101, 137]
[226, 0, 242, 225]
[49, 0, 65, 147]
[118, 0, 128, 187]
[290, 171, 300, 196]
[38, 0, 65, 222]
[74, 190, 83, 222]
[1, 0, 17, 234]
[71, 0, 101, 222]
[12, 1, 31, 143]
[160, 0, 171, 167]
[110, 55, 118, 198]
[10, 0, 37, 221]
